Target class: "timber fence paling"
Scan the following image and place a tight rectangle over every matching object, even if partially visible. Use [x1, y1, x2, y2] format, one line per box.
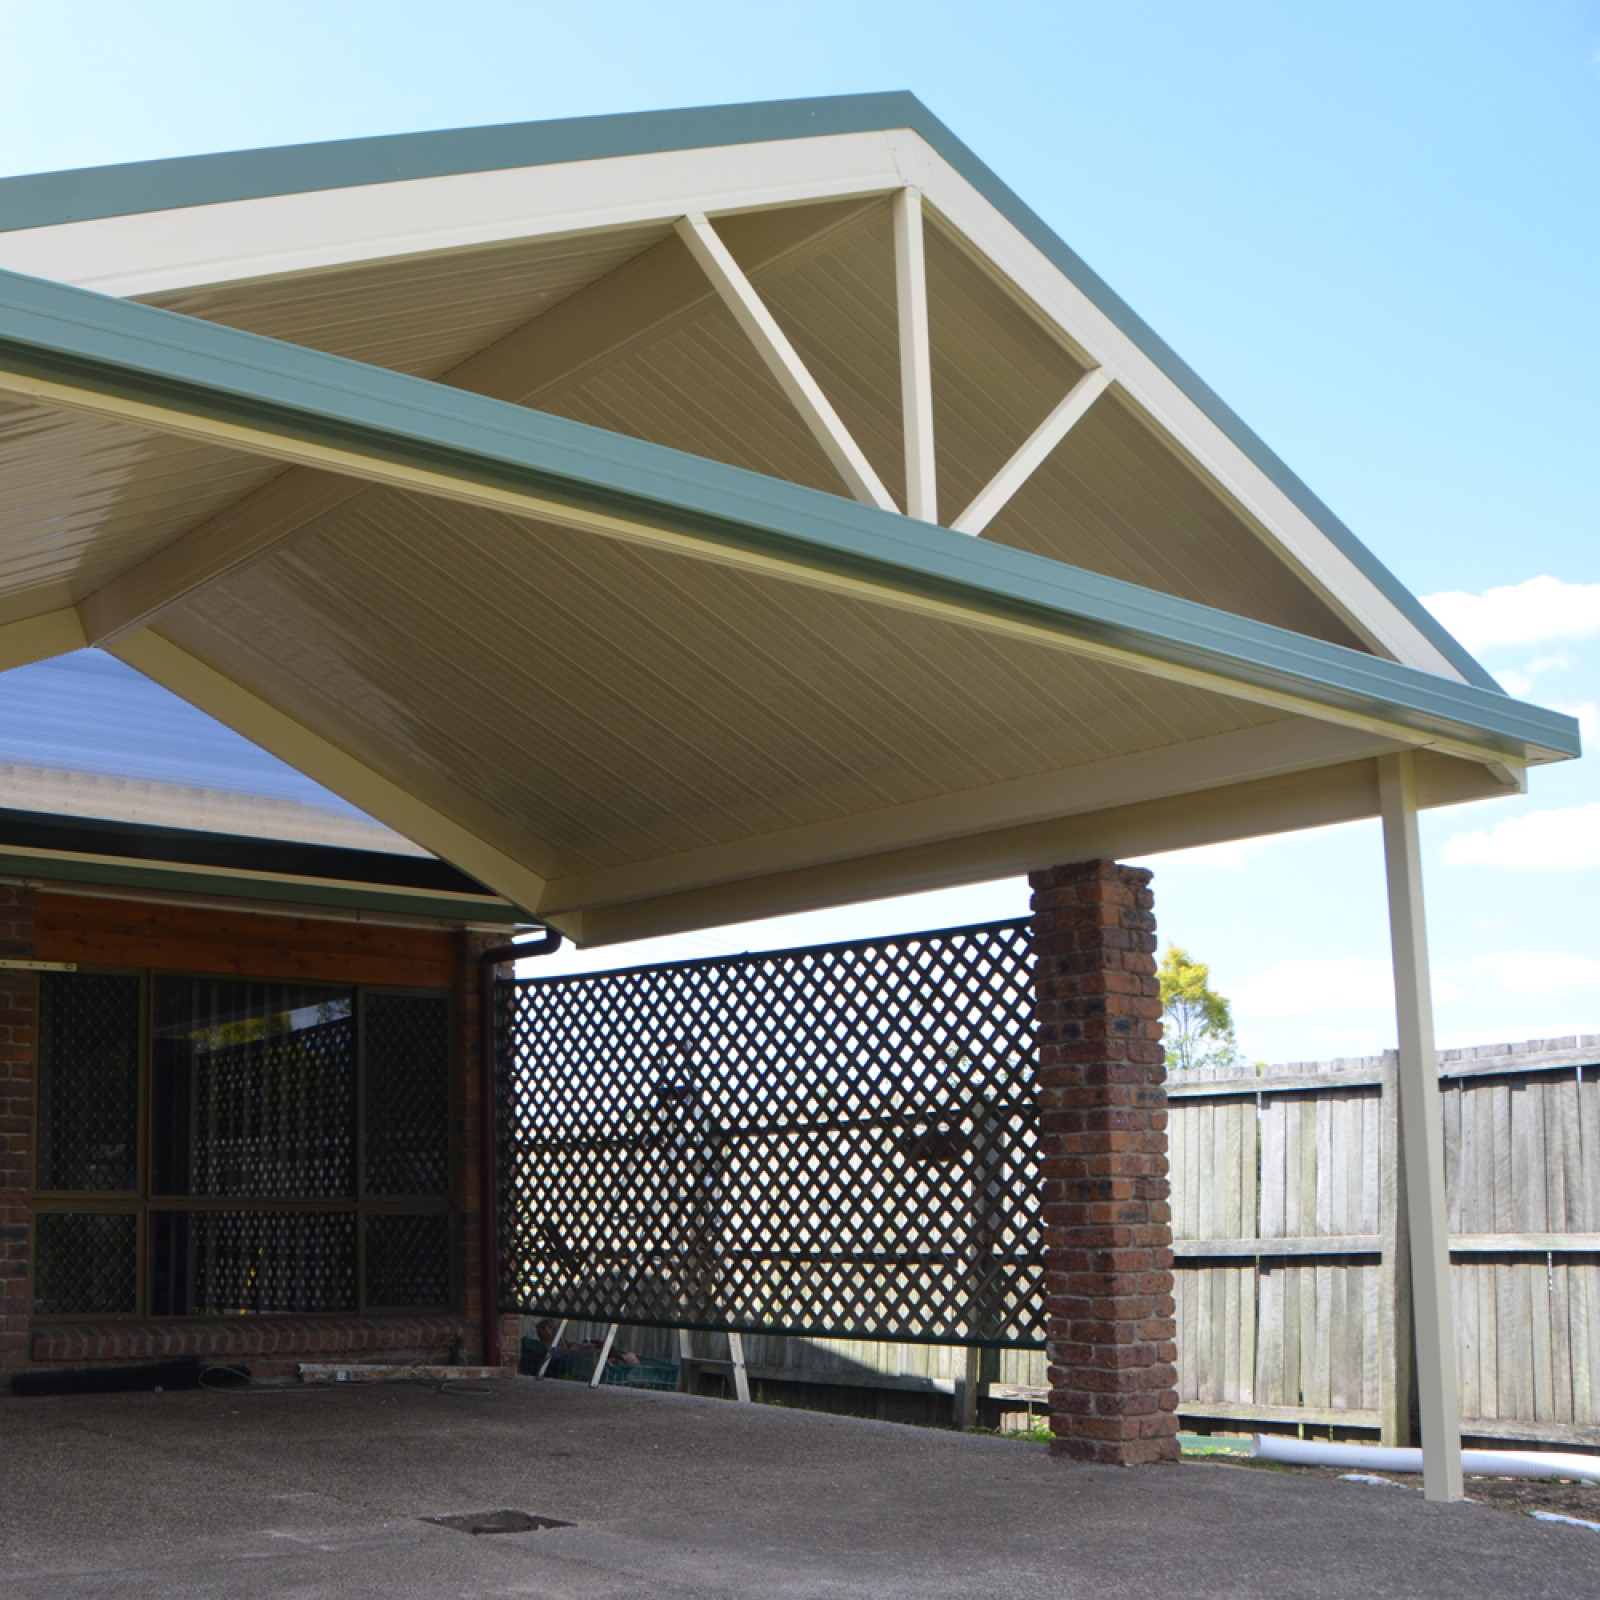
[1166, 1036, 1600, 1445]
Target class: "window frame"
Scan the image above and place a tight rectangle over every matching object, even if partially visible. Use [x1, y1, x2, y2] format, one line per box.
[29, 963, 457, 1323]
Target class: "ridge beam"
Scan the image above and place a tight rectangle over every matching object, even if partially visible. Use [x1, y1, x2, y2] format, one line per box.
[952, 367, 1114, 537]
[676, 210, 898, 513]
[893, 187, 937, 523]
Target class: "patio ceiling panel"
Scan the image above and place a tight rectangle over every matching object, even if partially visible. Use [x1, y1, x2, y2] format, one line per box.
[143, 484, 1292, 885]
[0, 399, 281, 622]
[112, 183, 1391, 671]
[982, 387, 1373, 646]
[139, 222, 674, 380]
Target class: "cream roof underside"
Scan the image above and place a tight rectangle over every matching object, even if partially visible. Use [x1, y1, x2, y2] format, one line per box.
[0, 120, 1535, 941]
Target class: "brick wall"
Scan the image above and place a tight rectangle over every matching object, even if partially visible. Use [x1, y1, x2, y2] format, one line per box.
[454, 931, 520, 1371]
[1030, 861, 1178, 1465]
[6, 888, 520, 1382]
[0, 884, 35, 1379]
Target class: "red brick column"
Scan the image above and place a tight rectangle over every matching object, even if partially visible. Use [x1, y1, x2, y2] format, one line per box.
[455, 931, 520, 1372]
[0, 885, 36, 1379]
[1030, 861, 1178, 1464]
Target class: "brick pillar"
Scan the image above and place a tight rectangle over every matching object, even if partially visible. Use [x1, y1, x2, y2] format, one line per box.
[0, 885, 36, 1379]
[455, 931, 520, 1372]
[1029, 861, 1178, 1464]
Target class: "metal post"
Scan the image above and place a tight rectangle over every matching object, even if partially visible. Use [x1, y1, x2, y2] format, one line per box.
[1377, 752, 1463, 1501]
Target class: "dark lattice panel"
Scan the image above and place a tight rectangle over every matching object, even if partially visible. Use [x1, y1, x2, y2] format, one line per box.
[148, 1209, 356, 1316]
[152, 981, 356, 1198]
[365, 1212, 451, 1308]
[36, 974, 141, 1192]
[499, 919, 1045, 1347]
[363, 994, 450, 1196]
[32, 1211, 138, 1316]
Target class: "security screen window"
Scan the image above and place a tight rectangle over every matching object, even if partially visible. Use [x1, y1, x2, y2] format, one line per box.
[31, 971, 452, 1320]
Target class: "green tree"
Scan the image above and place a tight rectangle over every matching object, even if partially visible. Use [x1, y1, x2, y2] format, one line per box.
[1157, 945, 1240, 1071]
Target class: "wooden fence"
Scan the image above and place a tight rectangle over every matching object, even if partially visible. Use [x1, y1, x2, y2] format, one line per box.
[529, 1034, 1600, 1446]
[1168, 1034, 1600, 1446]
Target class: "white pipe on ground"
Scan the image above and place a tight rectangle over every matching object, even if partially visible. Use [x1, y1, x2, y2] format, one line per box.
[1250, 1434, 1600, 1484]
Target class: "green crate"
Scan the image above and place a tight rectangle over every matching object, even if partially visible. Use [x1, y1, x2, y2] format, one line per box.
[522, 1338, 678, 1392]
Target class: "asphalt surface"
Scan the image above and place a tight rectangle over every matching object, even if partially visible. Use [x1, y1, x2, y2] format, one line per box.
[2, 1376, 1597, 1598]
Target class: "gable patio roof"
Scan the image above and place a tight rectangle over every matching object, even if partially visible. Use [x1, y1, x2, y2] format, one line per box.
[0, 95, 1577, 943]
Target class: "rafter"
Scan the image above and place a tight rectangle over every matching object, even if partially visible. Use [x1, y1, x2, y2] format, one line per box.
[952, 367, 1114, 536]
[110, 630, 550, 915]
[675, 211, 898, 513]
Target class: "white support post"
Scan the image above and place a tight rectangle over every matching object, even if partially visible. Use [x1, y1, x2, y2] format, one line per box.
[951, 367, 1113, 537]
[892, 187, 937, 523]
[1378, 750, 1464, 1502]
[675, 212, 898, 513]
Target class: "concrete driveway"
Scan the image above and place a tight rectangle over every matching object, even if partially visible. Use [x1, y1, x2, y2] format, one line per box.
[2, 1377, 1596, 1598]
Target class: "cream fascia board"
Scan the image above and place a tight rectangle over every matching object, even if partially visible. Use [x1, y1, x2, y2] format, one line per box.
[951, 367, 1113, 537]
[538, 719, 1405, 914]
[675, 211, 897, 512]
[0, 265, 1571, 765]
[885, 130, 1472, 682]
[892, 187, 937, 523]
[0, 132, 912, 299]
[109, 631, 550, 914]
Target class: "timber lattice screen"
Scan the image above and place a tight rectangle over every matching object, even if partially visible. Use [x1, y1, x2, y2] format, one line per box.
[496, 920, 1045, 1346]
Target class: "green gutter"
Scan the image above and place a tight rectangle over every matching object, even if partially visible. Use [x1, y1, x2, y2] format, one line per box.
[0, 90, 1500, 693]
[0, 266, 1577, 764]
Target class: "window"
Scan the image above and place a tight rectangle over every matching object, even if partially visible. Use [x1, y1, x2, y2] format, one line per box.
[31, 972, 452, 1320]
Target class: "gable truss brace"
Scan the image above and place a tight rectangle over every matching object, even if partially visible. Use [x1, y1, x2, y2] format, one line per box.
[953, 367, 1114, 536]
[676, 210, 898, 513]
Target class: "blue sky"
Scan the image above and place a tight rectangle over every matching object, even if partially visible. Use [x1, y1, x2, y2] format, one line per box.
[1, 1, 1596, 1060]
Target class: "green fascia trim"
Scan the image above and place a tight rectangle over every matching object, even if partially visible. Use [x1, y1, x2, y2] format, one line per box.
[0, 848, 523, 922]
[0, 90, 1498, 693]
[0, 266, 1577, 763]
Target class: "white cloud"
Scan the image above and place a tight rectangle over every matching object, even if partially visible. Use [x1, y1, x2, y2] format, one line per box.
[1235, 958, 1388, 1016]
[1231, 956, 1465, 1019]
[1442, 802, 1600, 870]
[1475, 950, 1600, 997]
[1494, 652, 1579, 698]
[1545, 699, 1599, 748]
[1422, 576, 1600, 651]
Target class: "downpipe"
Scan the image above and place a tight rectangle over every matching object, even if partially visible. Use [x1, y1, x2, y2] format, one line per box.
[478, 926, 563, 1370]
[1251, 1434, 1600, 1484]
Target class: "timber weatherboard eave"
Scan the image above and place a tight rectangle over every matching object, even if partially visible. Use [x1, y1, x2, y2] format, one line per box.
[0, 89, 1497, 692]
[0, 265, 1576, 764]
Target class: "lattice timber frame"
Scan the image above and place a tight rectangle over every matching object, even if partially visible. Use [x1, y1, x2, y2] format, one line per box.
[497, 920, 1046, 1347]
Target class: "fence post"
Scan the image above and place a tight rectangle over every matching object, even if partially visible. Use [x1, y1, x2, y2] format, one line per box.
[1377, 1048, 1415, 1446]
